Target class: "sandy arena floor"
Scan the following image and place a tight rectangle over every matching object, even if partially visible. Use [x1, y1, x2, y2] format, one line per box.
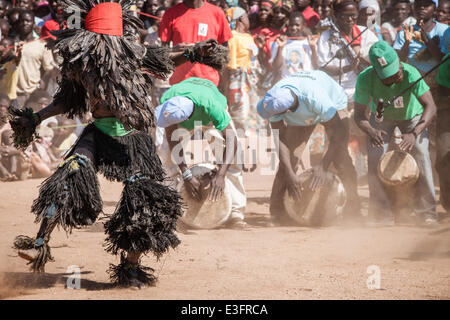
[0, 169, 449, 300]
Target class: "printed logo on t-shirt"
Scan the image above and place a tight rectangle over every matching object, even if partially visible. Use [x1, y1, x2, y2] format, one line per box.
[198, 23, 208, 37]
[394, 96, 404, 109]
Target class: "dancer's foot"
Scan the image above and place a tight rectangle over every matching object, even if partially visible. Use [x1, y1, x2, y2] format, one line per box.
[108, 252, 157, 288]
[18, 248, 39, 262]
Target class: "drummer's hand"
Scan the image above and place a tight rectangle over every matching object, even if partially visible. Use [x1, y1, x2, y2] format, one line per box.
[185, 176, 203, 201]
[287, 174, 302, 200]
[399, 132, 416, 152]
[209, 172, 226, 202]
[368, 128, 387, 148]
[309, 165, 327, 191]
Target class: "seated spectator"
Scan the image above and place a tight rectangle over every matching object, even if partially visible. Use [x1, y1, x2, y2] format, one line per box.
[270, 12, 319, 81]
[24, 89, 57, 127]
[51, 118, 78, 158]
[294, 0, 320, 29]
[30, 125, 60, 178]
[224, 7, 260, 134]
[1, 129, 31, 180]
[394, 0, 447, 75]
[436, 0, 450, 23]
[381, 0, 416, 44]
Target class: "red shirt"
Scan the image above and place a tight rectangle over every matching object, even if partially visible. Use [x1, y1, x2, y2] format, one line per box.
[159, 2, 233, 86]
[302, 6, 320, 29]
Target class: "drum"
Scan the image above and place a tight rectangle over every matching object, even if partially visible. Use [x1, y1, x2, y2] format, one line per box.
[377, 150, 419, 220]
[178, 163, 232, 229]
[283, 170, 346, 226]
[377, 150, 419, 188]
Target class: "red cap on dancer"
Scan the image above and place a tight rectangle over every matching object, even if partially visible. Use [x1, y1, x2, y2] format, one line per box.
[85, 2, 123, 36]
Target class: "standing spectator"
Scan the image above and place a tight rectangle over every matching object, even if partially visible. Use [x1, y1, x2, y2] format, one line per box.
[144, 6, 171, 106]
[0, 37, 20, 103]
[314, 0, 335, 32]
[357, 0, 387, 41]
[142, 0, 162, 32]
[272, 2, 291, 31]
[0, 0, 9, 19]
[381, 0, 416, 44]
[436, 0, 450, 23]
[294, 0, 320, 29]
[143, 6, 166, 46]
[0, 18, 9, 40]
[17, 0, 33, 10]
[6, 8, 20, 38]
[394, 0, 447, 75]
[270, 12, 319, 80]
[318, 0, 378, 101]
[14, 10, 55, 107]
[159, 0, 233, 86]
[251, 1, 282, 64]
[34, 1, 53, 27]
[224, 7, 260, 134]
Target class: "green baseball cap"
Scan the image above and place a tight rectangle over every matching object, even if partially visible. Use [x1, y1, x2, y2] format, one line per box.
[369, 41, 400, 80]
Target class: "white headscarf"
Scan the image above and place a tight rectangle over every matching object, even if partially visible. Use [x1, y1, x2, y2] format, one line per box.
[359, 0, 381, 26]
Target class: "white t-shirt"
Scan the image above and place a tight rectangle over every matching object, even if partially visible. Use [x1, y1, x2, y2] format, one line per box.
[317, 25, 379, 102]
[270, 39, 315, 78]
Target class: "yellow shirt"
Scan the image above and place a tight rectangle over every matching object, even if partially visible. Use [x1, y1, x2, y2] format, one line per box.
[227, 30, 256, 70]
[0, 60, 19, 100]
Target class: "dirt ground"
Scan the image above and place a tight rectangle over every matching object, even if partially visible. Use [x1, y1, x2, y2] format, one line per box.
[0, 169, 449, 300]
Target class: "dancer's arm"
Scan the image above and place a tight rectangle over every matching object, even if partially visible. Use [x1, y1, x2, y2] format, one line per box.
[36, 101, 66, 123]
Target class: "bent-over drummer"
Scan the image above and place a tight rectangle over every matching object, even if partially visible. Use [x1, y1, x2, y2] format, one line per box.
[257, 70, 362, 226]
[354, 41, 438, 226]
[155, 77, 247, 230]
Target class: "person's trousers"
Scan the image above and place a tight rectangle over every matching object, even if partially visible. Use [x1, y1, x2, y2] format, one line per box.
[269, 122, 359, 222]
[156, 122, 247, 221]
[436, 94, 450, 212]
[367, 113, 437, 220]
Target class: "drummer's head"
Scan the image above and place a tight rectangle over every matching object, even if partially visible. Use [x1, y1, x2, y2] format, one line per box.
[369, 41, 404, 86]
[155, 96, 195, 128]
[257, 87, 299, 119]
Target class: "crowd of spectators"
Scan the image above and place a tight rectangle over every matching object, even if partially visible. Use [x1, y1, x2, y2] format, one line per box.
[0, 0, 449, 182]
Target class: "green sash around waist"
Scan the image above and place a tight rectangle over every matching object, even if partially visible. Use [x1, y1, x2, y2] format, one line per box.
[93, 118, 134, 137]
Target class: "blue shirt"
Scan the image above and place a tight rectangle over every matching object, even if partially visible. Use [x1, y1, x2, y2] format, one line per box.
[393, 21, 449, 72]
[269, 70, 348, 126]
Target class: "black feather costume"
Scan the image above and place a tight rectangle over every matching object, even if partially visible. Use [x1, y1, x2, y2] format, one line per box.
[11, 0, 184, 285]
[52, 0, 175, 131]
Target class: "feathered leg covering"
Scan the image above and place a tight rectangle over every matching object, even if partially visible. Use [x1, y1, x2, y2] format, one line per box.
[105, 174, 183, 286]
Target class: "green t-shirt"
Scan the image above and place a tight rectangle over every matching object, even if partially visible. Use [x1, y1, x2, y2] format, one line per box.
[160, 77, 231, 131]
[354, 63, 429, 121]
[436, 54, 450, 89]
